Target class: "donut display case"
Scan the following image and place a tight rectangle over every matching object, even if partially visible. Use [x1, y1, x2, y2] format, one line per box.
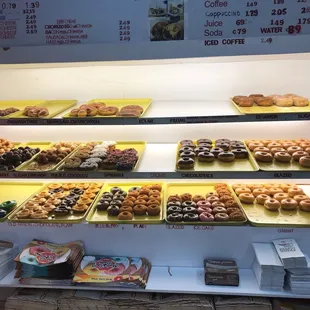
[1, 23, 310, 301]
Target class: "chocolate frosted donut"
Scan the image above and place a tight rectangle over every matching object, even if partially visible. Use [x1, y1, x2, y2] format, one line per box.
[182, 201, 196, 208]
[183, 213, 199, 222]
[182, 206, 196, 214]
[197, 139, 212, 145]
[107, 205, 119, 216]
[110, 200, 122, 207]
[179, 146, 194, 154]
[180, 140, 195, 147]
[115, 190, 127, 197]
[180, 151, 196, 159]
[167, 206, 182, 214]
[215, 139, 230, 144]
[110, 187, 122, 194]
[167, 212, 183, 222]
[198, 151, 215, 163]
[194, 146, 210, 155]
[96, 201, 110, 211]
[216, 142, 230, 151]
[218, 151, 235, 162]
[231, 148, 248, 159]
[210, 147, 224, 158]
[113, 194, 125, 201]
[177, 157, 195, 169]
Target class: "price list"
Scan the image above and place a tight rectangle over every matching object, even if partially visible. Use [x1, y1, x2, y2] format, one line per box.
[0, 0, 310, 61]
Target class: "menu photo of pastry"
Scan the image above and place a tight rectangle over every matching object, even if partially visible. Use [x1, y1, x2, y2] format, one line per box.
[149, 0, 184, 41]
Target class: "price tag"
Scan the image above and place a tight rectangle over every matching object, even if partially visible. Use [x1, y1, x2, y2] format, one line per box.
[193, 225, 215, 231]
[95, 224, 120, 229]
[166, 224, 184, 230]
[8, 222, 72, 228]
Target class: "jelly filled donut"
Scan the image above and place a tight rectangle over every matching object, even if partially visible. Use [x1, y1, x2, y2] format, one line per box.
[199, 212, 214, 222]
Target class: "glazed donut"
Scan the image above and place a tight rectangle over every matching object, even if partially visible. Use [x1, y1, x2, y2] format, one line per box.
[301, 142, 310, 149]
[167, 206, 182, 214]
[281, 199, 298, 211]
[256, 194, 271, 205]
[299, 156, 310, 168]
[206, 196, 220, 204]
[248, 142, 264, 151]
[134, 205, 147, 215]
[253, 188, 270, 197]
[167, 213, 183, 222]
[48, 184, 62, 189]
[182, 201, 196, 208]
[292, 151, 309, 161]
[214, 213, 230, 221]
[118, 211, 133, 220]
[239, 193, 255, 204]
[213, 207, 227, 214]
[294, 96, 309, 107]
[288, 186, 304, 197]
[181, 193, 192, 202]
[197, 200, 212, 208]
[16, 209, 32, 219]
[270, 147, 286, 156]
[235, 187, 251, 195]
[72, 204, 89, 213]
[62, 183, 76, 190]
[287, 146, 302, 155]
[293, 195, 309, 204]
[274, 152, 291, 163]
[147, 204, 161, 216]
[273, 193, 289, 202]
[256, 97, 273, 106]
[197, 151, 215, 163]
[177, 157, 195, 169]
[274, 97, 294, 107]
[237, 97, 254, 107]
[264, 199, 281, 211]
[218, 151, 235, 162]
[77, 198, 92, 205]
[127, 191, 140, 198]
[255, 151, 273, 162]
[295, 138, 310, 145]
[197, 206, 213, 214]
[119, 206, 133, 213]
[247, 184, 263, 191]
[282, 142, 297, 149]
[149, 189, 161, 196]
[212, 201, 226, 209]
[139, 188, 150, 196]
[199, 212, 214, 222]
[299, 199, 310, 212]
[46, 198, 61, 206]
[249, 94, 264, 98]
[193, 195, 205, 203]
[232, 184, 245, 190]
[183, 213, 199, 222]
[254, 147, 270, 153]
[268, 142, 282, 149]
[280, 184, 295, 192]
[269, 187, 283, 196]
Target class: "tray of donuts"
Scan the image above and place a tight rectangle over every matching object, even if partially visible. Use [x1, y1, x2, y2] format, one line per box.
[8, 182, 103, 223]
[232, 183, 310, 227]
[232, 94, 309, 115]
[86, 183, 164, 224]
[176, 139, 259, 171]
[63, 99, 152, 118]
[16, 142, 81, 172]
[165, 183, 247, 225]
[246, 139, 310, 171]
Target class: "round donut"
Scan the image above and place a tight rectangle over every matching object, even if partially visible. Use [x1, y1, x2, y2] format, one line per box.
[248, 142, 264, 151]
[300, 199, 310, 212]
[16, 209, 32, 219]
[268, 142, 282, 149]
[281, 198, 298, 211]
[180, 151, 196, 159]
[274, 152, 291, 163]
[212, 207, 227, 214]
[227, 208, 240, 215]
[118, 211, 133, 220]
[299, 156, 310, 168]
[199, 212, 214, 222]
[177, 157, 195, 169]
[197, 151, 215, 163]
[122, 200, 134, 207]
[214, 213, 230, 221]
[239, 193, 255, 204]
[212, 201, 226, 209]
[99, 106, 119, 116]
[294, 195, 309, 204]
[293, 96, 309, 107]
[288, 187, 304, 197]
[282, 142, 297, 149]
[218, 152, 235, 162]
[192, 195, 205, 203]
[254, 147, 270, 153]
[264, 199, 281, 211]
[235, 187, 251, 196]
[274, 97, 294, 107]
[280, 184, 295, 193]
[295, 138, 310, 145]
[270, 148, 286, 156]
[180, 193, 192, 202]
[119, 206, 133, 213]
[292, 151, 309, 161]
[269, 187, 283, 196]
[253, 188, 270, 197]
[225, 200, 239, 209]
[206, 196, 220, 204]
[30, 210, 48, 219]
[256, 97, 273, 106]
[301, 142, 310, 149]
[273, 193, 289, 202]
[210, 147, 224, 158]
[255, 151, 273, 162]
[147, 204, 161, 216]
[196, 200, 211, 209]
[134, 205, 147, 215]
[256, 194, 271, 205]
[197, 206, 213, 214]
[183, 213, 199, 222]
[183, 206, 197, 214]
[167, 213, 183, 222]
[287, 146, 302, 155]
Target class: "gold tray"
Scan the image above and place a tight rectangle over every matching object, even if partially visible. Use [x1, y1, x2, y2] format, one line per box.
[164, 183, 247, 225]
[231, 98, 310, 115]
[16, 142, 81, 172]
[87, 182, 165, 224]
[8, 182, 104, 223]
[0, 182, 44, 222]
[57, 141, 145, 172]
[246, 140, 310, 171]
[62, 99, 152, 118]
[175, 140, 259, 172]
[0, 100, 45, 118]
[14, 100, 77, 119]
[233, 184, 310, 227]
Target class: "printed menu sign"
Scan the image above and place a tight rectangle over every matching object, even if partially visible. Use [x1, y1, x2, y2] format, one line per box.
[0, 0, 310, 60]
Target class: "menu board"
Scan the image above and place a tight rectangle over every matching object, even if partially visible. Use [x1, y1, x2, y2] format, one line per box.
[0, 0, 310, 62]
